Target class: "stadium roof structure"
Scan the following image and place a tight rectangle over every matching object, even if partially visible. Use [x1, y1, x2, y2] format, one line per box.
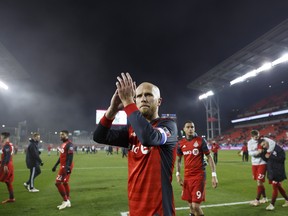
[0, 42, 30, 82]
[187, 18, 288, 94]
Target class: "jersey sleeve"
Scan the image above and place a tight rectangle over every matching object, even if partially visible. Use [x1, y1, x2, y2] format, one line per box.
[125, 103, 178, 146]
[1, 144, 12, 166]
[66, 142, 74, 167]
[202, 138, 210, 155]
[93, 114, 130, 147]
[176, 142, 183, 156]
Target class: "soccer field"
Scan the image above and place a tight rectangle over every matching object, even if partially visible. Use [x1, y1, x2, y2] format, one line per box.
[1, 150, 288, 216]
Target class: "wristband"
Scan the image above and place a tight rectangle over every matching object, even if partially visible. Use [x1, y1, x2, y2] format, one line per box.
[176, 171, 180, 176]
[212, 172, 217, 177]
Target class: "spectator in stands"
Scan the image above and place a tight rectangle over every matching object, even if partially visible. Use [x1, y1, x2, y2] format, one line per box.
[258, 139, 288, 210]
[248, 130, 275, 206]
[211, 141, 220, 165]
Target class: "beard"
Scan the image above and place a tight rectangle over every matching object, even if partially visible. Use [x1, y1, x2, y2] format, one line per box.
[139, 106, 157, 120]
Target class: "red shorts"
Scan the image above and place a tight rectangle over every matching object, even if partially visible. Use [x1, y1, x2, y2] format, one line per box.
[0, 163, 14, 183]
[252, 164, 266, 182]
[55, 165, 73, 183]
[182, 177, 206, 203]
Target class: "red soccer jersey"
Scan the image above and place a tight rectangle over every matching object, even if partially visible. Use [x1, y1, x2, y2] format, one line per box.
[0, 142, 14, 183]
[1, 142, 13, 165]
[211, 143, 220, 153]
[177, 136, 210, 180]
[57, 140, 74, 167]
[127, 121, 176, 216]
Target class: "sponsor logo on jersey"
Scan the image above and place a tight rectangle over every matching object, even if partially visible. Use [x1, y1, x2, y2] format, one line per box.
[131, 144, 151, 155]
[183, 148, 199, 156]
[58, 146, 65, 154]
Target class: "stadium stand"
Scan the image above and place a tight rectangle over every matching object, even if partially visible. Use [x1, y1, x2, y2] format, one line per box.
[215, 89, 288, 147]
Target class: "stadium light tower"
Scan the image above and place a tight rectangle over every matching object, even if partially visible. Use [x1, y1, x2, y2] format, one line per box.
[0, 80, 8, 90]
[199, 90, 221, 141]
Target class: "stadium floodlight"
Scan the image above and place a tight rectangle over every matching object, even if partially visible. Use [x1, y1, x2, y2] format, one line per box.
[199, 90, 214, 100]
[272, 53, 288, 66]
[0, 80, 8, 90]
[230, 53, 288, 86]
[231, 108, 288, 123]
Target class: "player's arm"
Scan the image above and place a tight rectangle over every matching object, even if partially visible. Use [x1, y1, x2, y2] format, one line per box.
[65, 143, 74, 173]
[207, 154, 218, 188]
[1, 145, 11, 166]
[93, 115, 129, 147]
[247, 141, 260, 156]
[52, 158, 60, 172]
[124, 104, 177, 146]
[31, 143, 42, 164]
[176, 153, 183, 186]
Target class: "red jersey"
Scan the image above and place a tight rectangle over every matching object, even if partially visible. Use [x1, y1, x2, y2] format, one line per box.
[94, 103, 178, 216]
[57, 140, 74, 167]
[177, 136, 210, 180]
[241, 145, 248, 152]
[0, 142, 14, 183]
[1, 142, 13, 165]
[211, 143, 220, 153]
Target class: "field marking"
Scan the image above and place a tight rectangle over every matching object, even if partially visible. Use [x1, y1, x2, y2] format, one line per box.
[120, 198, 285, 215]
[14, 166, 127, 172]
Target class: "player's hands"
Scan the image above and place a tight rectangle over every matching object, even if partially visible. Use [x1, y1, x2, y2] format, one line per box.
[52, 166, 57, 172]
[212, 176, 218, 188]
[176, 175, 183, 186]
[116, 72, 136, 107]
[106, 89, 124, 119]
[3, 165, 9, 174]
[65, 166, 71, 174]
[40, 162, 44, 166]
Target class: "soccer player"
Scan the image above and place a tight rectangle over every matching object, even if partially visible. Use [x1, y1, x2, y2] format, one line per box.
[241, 141, 249, 162]
[93, 72, 178, 216]
[211, 140, 220, 165]
[52, 130, 74, 210]
[24, 132, 43, 192]
[176, 121, 218, 216]
[0, 132, 15, 204]
[248, 129, 275, 206]
[259, 139, 288, 210]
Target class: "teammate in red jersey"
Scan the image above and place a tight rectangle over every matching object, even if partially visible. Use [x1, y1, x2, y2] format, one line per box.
[176, 121, 218, 216]
[211, 140, 220, 165]
[93, 72, 178, 216]
[0, 132, 15, 204]
[52, 130, 74, 210]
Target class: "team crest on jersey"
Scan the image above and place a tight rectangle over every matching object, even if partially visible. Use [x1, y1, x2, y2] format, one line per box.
[193, 141, 199, 147]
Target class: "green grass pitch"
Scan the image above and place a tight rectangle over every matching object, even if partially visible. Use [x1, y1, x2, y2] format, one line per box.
[1, 150, 288, 216]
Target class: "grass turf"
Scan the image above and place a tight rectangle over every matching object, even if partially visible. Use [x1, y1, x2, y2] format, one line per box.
[1, 150, 288, 216]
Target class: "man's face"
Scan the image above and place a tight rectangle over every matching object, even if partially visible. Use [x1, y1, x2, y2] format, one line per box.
[183, 122, 195, 137]
[261, 141, 269, 149]
[135, 83, 161, 119]
[60, 132, 68, 141]
[34, 135, 41, 142]
[251, 135, 259, 141]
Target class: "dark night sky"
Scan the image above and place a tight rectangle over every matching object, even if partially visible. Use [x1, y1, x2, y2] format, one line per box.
[0, 0, 288, 135]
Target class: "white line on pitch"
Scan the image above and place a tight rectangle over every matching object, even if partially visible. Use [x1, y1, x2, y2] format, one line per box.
[120, 198, 285, 215]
